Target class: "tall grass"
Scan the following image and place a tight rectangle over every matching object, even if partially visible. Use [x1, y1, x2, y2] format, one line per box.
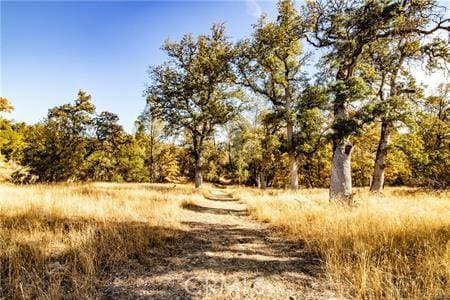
[2, 183, 449, 299]
[238, 187, 450, 299]
[0, 183, 202, 299]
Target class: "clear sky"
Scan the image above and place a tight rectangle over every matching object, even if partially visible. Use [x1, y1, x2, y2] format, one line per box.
[1, 1, 449, 131]
[1, 0, 278, 131]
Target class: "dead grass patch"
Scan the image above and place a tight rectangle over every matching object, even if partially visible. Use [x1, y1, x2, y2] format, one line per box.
[0, 182, 202, 299]
[237, 187, 450, 299]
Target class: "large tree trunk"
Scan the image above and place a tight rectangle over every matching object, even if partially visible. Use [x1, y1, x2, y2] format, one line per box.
[370, 121, 393, 192]
[286, 115, 298, 190]
[329, 95, 353, 201]
[330, 138, 353, 200]
[194, 155, 203, 188]
[288, 150, 298, 190]
[192, 134, 204, 188]
[329, 72, 353, 201]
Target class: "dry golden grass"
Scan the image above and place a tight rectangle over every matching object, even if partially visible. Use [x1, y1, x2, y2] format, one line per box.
[235, 187, 450, 299]
[0, 182, 203, 299]
[2, 183, 449, 299]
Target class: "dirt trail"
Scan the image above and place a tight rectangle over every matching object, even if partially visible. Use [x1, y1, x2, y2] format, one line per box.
[103, 190, 335, 299]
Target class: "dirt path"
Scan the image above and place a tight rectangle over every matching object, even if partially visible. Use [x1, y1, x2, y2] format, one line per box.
[103, 190, 335, 299]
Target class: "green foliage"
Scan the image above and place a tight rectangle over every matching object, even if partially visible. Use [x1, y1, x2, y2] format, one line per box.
[0, 98, 25, 162]
[413, 85, 449, 187]
[116, 136, 147, 182]
[351, 125, 378, 187]
[10, 166, 38, 184]
[21, 91, 95, 181]
[147, 24, 239, 137]
[0, 122, 27, 162]
[153, 144, 180, 182]
[298, 144, 331, 188]
[17, 91, 149, 183]
[236, 0, 305, 107]
[146, 23, 240, 186]
[385, 132, 415, 185]
[331, 77, 371, 105]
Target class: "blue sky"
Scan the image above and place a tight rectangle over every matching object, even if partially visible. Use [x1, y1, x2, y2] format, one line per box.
[1, 0, 278, 131]
[1, 1, 449, 131]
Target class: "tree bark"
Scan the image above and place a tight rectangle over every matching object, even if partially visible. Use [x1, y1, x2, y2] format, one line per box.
[194, 152, 203, 188]
[286, 100, 298, 190]
[329, 85, 353, 201]
[149, 128, 155, 182]
[288, 150, 298, 190]
[330, 139, 353, 201]
[371, 121, 393, 192]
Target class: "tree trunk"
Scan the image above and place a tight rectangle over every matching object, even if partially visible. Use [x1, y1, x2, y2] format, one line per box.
[194, 155, 203, 188]
[256, 172, 261, 188]
[370, 54, 401, 193]
[286, 115, 298, 190]
[260, 172, 267, 189]
[370, 121, 393, 192]
[149, 136, 154, 182]
[289, 151, 298, 190]
[329, 78, 353, 201]
[330, 138, 353, 201]
[227, 135, 233, 172]
[194, 151, 203, 188]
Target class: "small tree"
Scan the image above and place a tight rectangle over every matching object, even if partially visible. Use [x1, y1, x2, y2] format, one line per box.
[83, 111, 128, 181]
[146, 24, 240, 188]
[135, 108, 166, 182]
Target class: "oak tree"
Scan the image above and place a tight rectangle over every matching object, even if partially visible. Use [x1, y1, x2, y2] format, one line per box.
[235, 0, 307, 190]
[146, 24, 240, 188]
[304, 0, 449, 200]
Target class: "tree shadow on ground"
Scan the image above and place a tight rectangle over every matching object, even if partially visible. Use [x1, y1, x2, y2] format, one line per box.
[203, 194, 240, 202]
[0, 191, 323, 300]
[101, 193, 325, 299]
[0, 211, 198, 299]
[182, 203, 247, 216]
[101, 221, 323, 299]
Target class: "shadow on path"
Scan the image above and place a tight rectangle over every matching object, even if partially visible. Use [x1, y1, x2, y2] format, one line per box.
[183, 203, 248, 216]
[102, 190, 328, 300]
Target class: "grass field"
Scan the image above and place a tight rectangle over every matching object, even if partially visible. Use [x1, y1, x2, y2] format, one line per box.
[0, 183, 449, 299]
[237, 187, 450, 299]
[0, 183, 203, 299]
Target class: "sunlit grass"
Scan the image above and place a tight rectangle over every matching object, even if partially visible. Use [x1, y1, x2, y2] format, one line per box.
[0, 182, 202, 299]
[236, 187, 450, 299]
[2, 183, 449, 299]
